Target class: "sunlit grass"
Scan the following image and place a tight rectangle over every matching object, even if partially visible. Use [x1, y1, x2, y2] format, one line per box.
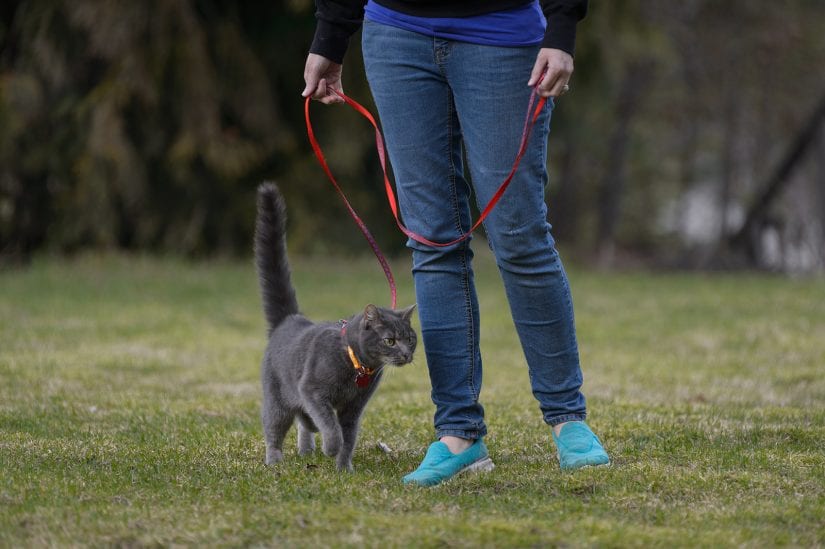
[1, 251, 823, 547]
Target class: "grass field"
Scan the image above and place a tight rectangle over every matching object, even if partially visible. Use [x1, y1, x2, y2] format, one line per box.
[1, 251, 824, 547]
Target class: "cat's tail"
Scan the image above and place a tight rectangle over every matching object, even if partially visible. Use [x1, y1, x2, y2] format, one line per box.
[255, 182, 299, 333]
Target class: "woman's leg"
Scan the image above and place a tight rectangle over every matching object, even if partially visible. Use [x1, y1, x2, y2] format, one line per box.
[363, 22, 486, 441]
[445, 41, 588, 426]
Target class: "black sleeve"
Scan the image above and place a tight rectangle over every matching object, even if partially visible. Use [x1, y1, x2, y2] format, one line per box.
[540, 0, 588, 56]
[309, 0, 367, 64]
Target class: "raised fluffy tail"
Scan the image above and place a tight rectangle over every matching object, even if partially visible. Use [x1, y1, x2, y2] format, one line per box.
[254, 182, 299, 333]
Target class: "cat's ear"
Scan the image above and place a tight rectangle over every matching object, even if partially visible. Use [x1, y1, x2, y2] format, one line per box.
[400, 304, 416, 321]
[363, 304, 380, 327]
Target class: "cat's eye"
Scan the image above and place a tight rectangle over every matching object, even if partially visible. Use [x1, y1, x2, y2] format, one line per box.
[383, 338, 396, 347]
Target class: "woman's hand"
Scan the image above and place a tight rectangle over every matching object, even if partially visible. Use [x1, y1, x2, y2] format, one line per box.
[302, 53, 345, 104]
[528, 48, 574, 98]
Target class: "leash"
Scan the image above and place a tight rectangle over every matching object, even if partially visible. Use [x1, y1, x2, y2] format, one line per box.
[304, 93, 398, 309]
[304, 85, 548, 309]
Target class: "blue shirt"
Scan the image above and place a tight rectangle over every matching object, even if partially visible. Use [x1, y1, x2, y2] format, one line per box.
[364, 0, 547, 47]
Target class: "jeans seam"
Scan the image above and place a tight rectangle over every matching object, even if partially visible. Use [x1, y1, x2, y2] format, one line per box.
[547, 413, 587, 427]
[461, 248, 477, 402]
[447, 92, 463, 239]
[436, 428, 480, 441]
[443, 74, 478, 405]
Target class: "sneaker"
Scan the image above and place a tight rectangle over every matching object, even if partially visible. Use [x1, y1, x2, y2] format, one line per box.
[552, 422, 610, 470]
[402, 439, 495, 487]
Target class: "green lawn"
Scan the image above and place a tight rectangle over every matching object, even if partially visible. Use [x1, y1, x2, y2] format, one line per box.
[1, 251, 823, 547]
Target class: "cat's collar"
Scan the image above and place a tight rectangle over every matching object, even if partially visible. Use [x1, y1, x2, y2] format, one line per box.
[340, 320, 375, 387]
[347, 345, 375, 388]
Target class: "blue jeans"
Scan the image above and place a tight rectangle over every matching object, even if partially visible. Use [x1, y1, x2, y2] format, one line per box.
[362, 21, 587, 440]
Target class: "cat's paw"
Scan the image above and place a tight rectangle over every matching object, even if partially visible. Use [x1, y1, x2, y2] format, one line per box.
[322, 433, 342, 457]
[265, 447, 283, 466]
[298, 443, 316, 456]
[336, 458, 354, 472]
[298, 432, 316, 456]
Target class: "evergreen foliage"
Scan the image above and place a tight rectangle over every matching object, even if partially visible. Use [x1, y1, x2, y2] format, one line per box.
[1, 1, 824, 270]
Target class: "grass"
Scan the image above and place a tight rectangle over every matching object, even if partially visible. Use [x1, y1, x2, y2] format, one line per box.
[1, 250, 824, 547]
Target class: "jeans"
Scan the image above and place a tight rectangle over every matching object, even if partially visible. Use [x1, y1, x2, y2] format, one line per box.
[362, 20, 587, 440]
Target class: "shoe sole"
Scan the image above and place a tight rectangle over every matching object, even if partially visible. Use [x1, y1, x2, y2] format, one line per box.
[460, 456, 495, 475]
[558, 453, 611, 470]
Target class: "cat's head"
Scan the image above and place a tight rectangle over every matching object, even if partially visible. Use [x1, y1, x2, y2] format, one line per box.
[355, 304, 417, 367]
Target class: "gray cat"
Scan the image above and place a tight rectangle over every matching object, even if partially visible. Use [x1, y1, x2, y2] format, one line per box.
[254, 182, 417, 471]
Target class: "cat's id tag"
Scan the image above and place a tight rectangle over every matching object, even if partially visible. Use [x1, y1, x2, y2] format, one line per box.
[355, 372, 371, 388]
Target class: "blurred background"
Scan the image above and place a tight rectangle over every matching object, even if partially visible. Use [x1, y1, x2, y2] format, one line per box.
[1, 0, 824, 273]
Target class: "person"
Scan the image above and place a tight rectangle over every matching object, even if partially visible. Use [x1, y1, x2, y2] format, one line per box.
[302, 0, 609, 486]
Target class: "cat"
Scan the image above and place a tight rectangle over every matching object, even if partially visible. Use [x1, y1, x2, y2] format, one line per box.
[254, 182, 417, 471]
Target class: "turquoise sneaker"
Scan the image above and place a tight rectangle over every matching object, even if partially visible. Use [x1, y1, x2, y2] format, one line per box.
[402, 439, 495, 487]
[552, 422, 610, 470]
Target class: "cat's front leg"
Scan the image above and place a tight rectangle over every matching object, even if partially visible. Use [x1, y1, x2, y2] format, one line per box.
[336, 408, 363, 472]
[296, 415, 317, 456]
[321, 426, 343, 458]
[262, 388, 293, 466]
[300, 389, 343, 458]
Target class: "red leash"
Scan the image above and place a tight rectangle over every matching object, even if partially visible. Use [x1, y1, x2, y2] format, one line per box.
[304, 86, 548, 309]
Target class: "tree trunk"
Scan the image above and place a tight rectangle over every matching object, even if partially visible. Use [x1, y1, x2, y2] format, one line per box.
[718, 90, 740, 242]
[595, 59, 655, 267]
[729, 89, 825, 263]
[549, 140, 578, 245]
